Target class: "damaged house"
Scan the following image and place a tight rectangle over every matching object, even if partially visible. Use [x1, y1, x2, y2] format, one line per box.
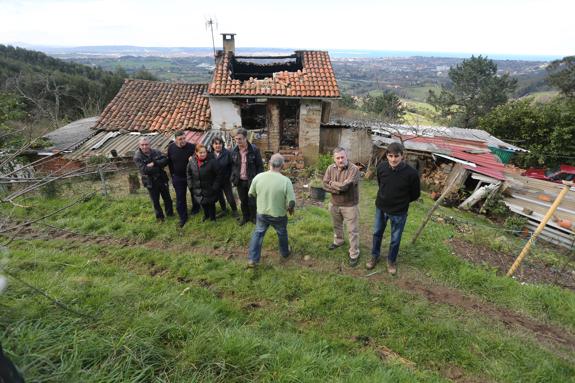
[208, 34, 340, 164]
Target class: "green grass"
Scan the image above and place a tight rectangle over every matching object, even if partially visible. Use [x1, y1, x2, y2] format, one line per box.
[401, 85, 442, 103]
[402, 100, 439, 126]
[1, 178, 574, 382]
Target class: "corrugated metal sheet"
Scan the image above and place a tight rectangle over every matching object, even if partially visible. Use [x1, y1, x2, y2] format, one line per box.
[65, 129, 236, 161]
[374, 135, 507, 180]
[42, 117, 99, 152]
[64, 131, 172, 161]
[335, 121, 526, 152]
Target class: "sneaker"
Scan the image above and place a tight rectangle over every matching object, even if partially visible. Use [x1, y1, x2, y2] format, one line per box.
[238, 217, 248, 226]
[178, 219, 187, 228]
[366, 257, 379, 270]
[349, 257, 359, 267]
[328, 243, 343, 250]
[387, 261, 397, 275]
[247, 260, 257, 268]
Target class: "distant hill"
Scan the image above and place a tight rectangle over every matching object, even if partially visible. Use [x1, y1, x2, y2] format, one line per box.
[0, 45, 149, 125]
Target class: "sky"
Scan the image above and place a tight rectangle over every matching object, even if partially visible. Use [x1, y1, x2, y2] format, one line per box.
[0, 0, 573, 57]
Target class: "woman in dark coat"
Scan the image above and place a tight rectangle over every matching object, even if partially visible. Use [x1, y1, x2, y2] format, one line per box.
[187, 144, 223, 222]
[210, 136, 238, 217]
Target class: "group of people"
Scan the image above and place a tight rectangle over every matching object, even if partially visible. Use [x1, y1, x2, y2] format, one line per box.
[133, 128, 264, 227]
[134, 128, 420, 274]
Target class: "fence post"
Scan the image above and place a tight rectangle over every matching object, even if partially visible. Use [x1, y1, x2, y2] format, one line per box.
[506, 181, 572, 277]
[98, 165, 108, 196]
[411, 165, 467, 245]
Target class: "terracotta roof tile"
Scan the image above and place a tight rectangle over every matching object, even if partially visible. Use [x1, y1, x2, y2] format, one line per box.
[208, 51, 340, 98]
[94, 80, 211, 132]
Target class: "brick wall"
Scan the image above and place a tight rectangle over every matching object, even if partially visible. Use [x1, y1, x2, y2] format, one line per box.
[266, 99, 281, 153]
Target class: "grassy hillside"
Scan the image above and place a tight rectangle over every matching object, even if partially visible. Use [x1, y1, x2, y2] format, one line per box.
[1, 174, 574, 382]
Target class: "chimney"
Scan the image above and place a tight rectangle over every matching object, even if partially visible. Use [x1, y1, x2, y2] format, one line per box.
[221, 33, 236, 54]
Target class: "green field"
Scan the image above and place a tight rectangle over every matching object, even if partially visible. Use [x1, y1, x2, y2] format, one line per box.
[1, 176, 574, 382]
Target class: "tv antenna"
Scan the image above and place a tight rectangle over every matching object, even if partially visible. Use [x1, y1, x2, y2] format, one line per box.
[205, 17, 218, 64]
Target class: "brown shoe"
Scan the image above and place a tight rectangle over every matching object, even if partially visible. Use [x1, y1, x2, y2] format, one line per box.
[387, 261, 397, 275]
[366, 257, 379, 270]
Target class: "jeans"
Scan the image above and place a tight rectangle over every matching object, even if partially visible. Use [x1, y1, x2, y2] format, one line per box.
[371, 208, 407, 264]
[147, 181, 173, 219]
[237, 179, 257, 221]
[248, 214, 289, 263]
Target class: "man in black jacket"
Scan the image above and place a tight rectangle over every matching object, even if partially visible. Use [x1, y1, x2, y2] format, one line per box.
[167, 131, 200, 227]
[367, 142, 420, 274]
[134, 137, 174, 221]
[230, 128, 264, 226]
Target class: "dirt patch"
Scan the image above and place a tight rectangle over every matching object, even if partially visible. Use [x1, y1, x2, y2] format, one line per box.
[449, 238, 575, 291]
[395, 278, 575, 355]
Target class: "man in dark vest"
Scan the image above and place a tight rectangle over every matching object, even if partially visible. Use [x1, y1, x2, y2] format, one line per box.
[167, 131, 200, 227]
[133, 137, 174, 222]
[368, 142, 420, 275]
[230, 128, 264, 226]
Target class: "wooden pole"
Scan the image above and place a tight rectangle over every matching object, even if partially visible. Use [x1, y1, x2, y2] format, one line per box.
[411, 169, 464, 245]
[506, 181, 572, 277]
[98, 165, 108, 196]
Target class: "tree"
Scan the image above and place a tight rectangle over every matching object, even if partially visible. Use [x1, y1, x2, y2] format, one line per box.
[362, 92, 405, 122]
[428, 55, 517, 129]
[133, 68, 157, 81]
[0, 92, 27, 147]
[547, 56, 575, 98]
[479, 97, 575, 167]
[339, 93, 356, 109]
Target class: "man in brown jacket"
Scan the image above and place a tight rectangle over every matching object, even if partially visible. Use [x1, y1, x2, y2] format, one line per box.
[323, 147, 361, 266]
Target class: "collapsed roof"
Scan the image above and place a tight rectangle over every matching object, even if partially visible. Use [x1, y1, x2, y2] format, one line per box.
[208, 51, 340, 98]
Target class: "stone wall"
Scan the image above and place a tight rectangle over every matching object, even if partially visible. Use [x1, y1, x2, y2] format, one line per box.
[298, 100, 322, 165]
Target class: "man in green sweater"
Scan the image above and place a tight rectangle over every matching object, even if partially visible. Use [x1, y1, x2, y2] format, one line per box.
[247, 153, 296, 268]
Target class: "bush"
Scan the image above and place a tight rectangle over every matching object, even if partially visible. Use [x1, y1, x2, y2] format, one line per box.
[504, 215, 529, 234]
[315, 154, 332, 175]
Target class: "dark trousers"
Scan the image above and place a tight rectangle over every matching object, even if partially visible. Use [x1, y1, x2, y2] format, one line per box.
[147, 181, 173, 219]
[218, 179, 238, 212]
[172, 175, 199, 223]
[237, 179, 256, 221]
[201, 202, 216, 221]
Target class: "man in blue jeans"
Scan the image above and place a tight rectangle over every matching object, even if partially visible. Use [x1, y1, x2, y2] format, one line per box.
[367, 142, 420, 275]
[247, 153, 296, 268]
